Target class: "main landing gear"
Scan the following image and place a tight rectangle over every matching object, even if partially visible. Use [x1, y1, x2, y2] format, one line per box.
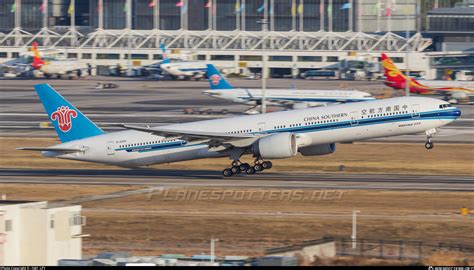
[424, 128, 437, 150]
[222, 159, 273, 177]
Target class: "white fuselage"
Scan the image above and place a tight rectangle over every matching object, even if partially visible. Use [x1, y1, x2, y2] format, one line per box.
[203, 88, 375, 107]
[416, 79, 474, 89]
[39, 60, 87, 75]
[44, 97, 459, 167]
[160, 62, 207, 77]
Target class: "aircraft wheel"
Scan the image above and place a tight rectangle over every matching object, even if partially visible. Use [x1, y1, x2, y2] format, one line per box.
[245, 167, 256, 175]
[223, 168, 233, 177]
[239, 163, 250, 171]
[254, 164, 264, 172]
[262, 161, 272, 169]
[425, 142, 434, 150]
[231, 166, 241, 174]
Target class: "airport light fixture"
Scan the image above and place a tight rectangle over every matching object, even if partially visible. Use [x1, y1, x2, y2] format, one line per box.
[210, 238, 219, 263]
[257, 18, 269, 114]
[351, 209, 361, 249]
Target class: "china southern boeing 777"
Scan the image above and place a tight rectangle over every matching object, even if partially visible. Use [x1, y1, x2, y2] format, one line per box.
[19, 84, 461, 177]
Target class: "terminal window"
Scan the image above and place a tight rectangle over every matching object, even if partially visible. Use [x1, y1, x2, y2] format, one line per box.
[298, 56, 322, 62]
[97, 54, 120, 60]
[240, 55, 263, 61]
[327, 56, 339, 62]
[211, 55, 235, 61]
[269, 56, 292, 62]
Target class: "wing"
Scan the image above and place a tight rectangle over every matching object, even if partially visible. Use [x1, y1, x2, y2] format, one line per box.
[118, 124, 262, 148]
[17, 147, 86, 153]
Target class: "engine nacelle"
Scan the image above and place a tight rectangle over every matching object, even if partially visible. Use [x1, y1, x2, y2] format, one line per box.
[251, 133, 298, 159]
[451, 91, 468, 100]
[299, 143, 336, 156]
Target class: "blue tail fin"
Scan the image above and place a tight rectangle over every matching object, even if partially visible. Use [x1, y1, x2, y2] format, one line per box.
[35, 84, 105, 143]
[206, 64, 234, 90]
[160, 43, 170, 64]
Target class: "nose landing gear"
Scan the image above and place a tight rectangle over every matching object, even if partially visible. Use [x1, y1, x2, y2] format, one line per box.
[425, 140, 434, 150]
[424, 128, 437, 150]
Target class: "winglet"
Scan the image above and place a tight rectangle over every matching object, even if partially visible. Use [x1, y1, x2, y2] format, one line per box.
[206, 64, 234, 90]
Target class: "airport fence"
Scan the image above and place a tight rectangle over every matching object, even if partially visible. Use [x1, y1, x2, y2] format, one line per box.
[336, 237, 474, 260]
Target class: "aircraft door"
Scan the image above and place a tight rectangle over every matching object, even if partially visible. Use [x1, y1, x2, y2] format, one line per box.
[411, 104, 420, 118]
[350, 111, 359, 125]
[106, 141, 115, 155]
[258, 122, 266, 133]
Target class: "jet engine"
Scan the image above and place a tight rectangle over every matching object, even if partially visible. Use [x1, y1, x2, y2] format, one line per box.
[251, 133, 298, 159]
[450, 91, 468, 100]
[299, 143, 336, 156]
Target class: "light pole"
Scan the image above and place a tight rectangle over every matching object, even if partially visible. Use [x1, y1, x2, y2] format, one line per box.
[257, 18, 269, 114]
[210, 238, 219, 263]
[351, 209, 360, 249]
[405, 15, 410, 97]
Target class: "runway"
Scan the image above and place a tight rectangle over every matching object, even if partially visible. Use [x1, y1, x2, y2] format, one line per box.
[1, 169, 473, 191]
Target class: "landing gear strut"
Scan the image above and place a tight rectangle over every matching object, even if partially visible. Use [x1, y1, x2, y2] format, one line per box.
[424, 128, 437, 150]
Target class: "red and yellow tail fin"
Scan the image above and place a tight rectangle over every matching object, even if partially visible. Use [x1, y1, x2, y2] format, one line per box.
[381, 53, 425, 90]
[31, 42, 45, 69]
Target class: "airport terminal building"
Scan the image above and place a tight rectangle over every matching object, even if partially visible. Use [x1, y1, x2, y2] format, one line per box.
[0, 0, 473, 78]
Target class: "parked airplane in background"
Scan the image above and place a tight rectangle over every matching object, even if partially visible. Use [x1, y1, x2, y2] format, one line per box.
[31, 42, 89, 79]
[158, 45, 208, 80]
[204, 64, 375, 114]
[381, 53, 474, 103]
[19, 84, 460, 177]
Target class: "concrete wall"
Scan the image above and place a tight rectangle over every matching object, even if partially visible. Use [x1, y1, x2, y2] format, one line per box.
[0, 202, 83, 266]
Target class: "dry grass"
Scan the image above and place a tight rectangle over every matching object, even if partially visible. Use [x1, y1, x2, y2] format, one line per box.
[1, 137, 473, 175]
[77, 188, 474, 257]
[0, 184, 143, 202]
[0, 183, 472, 261]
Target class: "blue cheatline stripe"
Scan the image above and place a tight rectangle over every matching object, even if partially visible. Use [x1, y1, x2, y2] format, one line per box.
[115, 109, 460, 154]
[236, 96, 372, 103]
[178, 68, 207, 72]
[115, 140, 187, 153]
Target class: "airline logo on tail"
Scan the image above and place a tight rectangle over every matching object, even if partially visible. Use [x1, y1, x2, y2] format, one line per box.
[210, 74, 221, 85]
[31, 42, 45, 70]
[51, 106, 77, 132]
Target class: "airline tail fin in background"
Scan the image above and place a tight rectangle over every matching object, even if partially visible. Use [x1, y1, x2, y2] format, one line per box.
[31, 42, 45, 70]
[381, 53, 424, 89]
[160, 43, 170, 64]
[206, 64, 234, 90]
[35, 84, 105, 143]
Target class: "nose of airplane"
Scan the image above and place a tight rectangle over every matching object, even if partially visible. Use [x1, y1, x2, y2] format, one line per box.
[453, 108, 462, 118]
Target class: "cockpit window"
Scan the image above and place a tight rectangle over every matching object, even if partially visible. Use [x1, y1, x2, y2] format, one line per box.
[439, 104, 453, 109]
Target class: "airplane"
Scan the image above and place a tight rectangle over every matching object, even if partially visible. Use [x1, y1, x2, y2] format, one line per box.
[18, 84, 460, 177]
[31, 42, 89, 79]
[381, 53, 474, 102]
[158, 45, 209, 80]
[203, 64, 375, 114]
